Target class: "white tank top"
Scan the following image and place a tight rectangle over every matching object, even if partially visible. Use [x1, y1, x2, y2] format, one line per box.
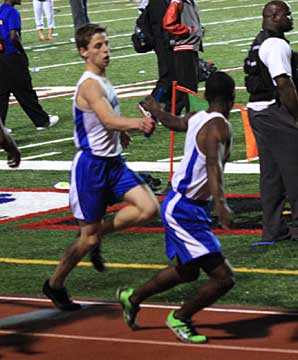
[172, 110, 227, 200]
[73, 71, 122, 157]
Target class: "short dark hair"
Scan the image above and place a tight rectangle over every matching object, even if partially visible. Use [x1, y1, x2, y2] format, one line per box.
[75, 23, 106, 51]
[205, 71, 235, 103]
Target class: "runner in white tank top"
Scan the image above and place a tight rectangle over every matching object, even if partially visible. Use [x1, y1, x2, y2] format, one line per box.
[43, 24, 159, 311]
[117, 72, 236, 344]
[73, 71, 121, 157]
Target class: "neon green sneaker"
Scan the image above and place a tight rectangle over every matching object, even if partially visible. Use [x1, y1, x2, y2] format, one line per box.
[116, 287, 140, 330]
[166, 310, 207, 343]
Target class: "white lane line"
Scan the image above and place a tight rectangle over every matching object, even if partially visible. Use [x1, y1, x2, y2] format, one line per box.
[18, 137, 73, 150]
[0, 295, 297, 316]
[22, 152, 62, 160]
[29, 52, 154, 71]
[0, 329, 296, 354]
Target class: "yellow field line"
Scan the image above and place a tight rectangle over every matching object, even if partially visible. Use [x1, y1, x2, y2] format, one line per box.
[0, 257, 297, 275]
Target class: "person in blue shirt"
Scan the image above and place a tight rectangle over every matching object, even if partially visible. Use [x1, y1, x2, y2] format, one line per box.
[0, 0, 59, 130]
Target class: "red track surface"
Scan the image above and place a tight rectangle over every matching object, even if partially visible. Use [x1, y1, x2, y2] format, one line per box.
[0, 297, 297, 359]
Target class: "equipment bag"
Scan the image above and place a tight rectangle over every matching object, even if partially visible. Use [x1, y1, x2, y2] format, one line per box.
[131, 6, 154, 53]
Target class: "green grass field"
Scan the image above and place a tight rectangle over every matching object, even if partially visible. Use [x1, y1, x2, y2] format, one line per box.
[0, 0, 297, 309]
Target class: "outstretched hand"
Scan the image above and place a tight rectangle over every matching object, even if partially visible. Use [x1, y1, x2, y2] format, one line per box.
[7, 147, 21, 168]
[139, 116, 156, 136]
[120, 131, 132, 148]
[142, 95, 162, 118]
[0, 123, 21, 168]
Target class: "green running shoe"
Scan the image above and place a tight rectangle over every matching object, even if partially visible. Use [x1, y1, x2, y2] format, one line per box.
[116, 287, 140, 330]
[166, 310, 207, 343]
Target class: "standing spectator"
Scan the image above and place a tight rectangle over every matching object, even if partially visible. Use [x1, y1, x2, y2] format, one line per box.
[163, 0, 203, 114]
[0, 116, 20, 168]
[146, 0, 173, 111]
[42, 24, 159, 310]
[33, 0, 55, 41]
[70, 0, 89, 31]
[244, 1, 298, 246]
[117, 72, 235, 343]
[0, 0, 59, 130]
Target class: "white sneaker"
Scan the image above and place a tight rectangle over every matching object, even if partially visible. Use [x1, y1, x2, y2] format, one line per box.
[36, 115, 59, 131]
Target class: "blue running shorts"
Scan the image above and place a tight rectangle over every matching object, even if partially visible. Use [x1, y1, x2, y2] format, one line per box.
[161, 190, 222, 264]
[69, 151, 144, 222]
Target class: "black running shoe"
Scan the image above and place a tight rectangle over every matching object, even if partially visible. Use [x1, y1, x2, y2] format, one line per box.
[89, 246, 106, 272]
[42, 279, 81, 311]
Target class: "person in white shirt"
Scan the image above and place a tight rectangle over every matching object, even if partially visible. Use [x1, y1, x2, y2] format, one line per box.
[244, 1, 298, 246]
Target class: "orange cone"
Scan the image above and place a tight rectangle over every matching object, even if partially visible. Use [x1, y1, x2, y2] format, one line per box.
[241, 108, 258, 161]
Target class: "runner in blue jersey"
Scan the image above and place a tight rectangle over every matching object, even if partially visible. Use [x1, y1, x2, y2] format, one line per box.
[118, 71, 236, 343]
[42, 24, 159, 311]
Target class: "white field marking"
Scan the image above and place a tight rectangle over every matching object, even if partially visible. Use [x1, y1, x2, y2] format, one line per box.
[29, 52, 154, 71]
[158, 156, 184, 163]
[11, 137, 73, 151]
[21, 10, 298, 35]
[22, 17, 137, 33]
[22, 152, 62, 160]
[22, 7, 138, 21]
[20, 1, 267, 22]
[33, 47, 58, 52]
[24, 33, 133, 51]
[0, 295, 297, 317]
[0, 330, 297, 354]
[0, 160, 260, 173]
[0, 159, 258, 172]
[0, 137, 73, 153]
[21, 0, 131, 8]
[233, 157, 259, 163]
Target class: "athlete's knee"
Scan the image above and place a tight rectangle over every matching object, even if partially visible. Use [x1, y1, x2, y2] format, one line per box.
[214, 274, 235, 293]
[79, 232, 100, 251]
[139, 199, 160, 222]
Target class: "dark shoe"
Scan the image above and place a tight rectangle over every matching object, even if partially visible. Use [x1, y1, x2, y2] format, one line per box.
[42, 279, 81, 311]
[155, 181, 171, 196]
[89, 246, 106, 272]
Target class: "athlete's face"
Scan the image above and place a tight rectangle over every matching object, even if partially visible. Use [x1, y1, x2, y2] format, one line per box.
[83, 32, 110, 71]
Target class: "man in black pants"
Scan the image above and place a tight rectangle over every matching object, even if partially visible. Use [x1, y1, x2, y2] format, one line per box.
[0, 0, 59, 131]
[146, 0, 173, 111]
[244, 1, 298, 245]
[70, 0, 89, 31]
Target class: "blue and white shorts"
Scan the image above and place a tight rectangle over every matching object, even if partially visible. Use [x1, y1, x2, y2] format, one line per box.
[69, 151, 144, 222]
[161, 190, 222, 265]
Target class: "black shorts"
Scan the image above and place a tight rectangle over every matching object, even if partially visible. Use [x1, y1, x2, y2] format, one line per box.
[195, 252, 226, 274]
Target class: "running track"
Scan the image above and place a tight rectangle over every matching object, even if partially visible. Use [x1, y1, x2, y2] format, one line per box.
[0, 296, 297, 359]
